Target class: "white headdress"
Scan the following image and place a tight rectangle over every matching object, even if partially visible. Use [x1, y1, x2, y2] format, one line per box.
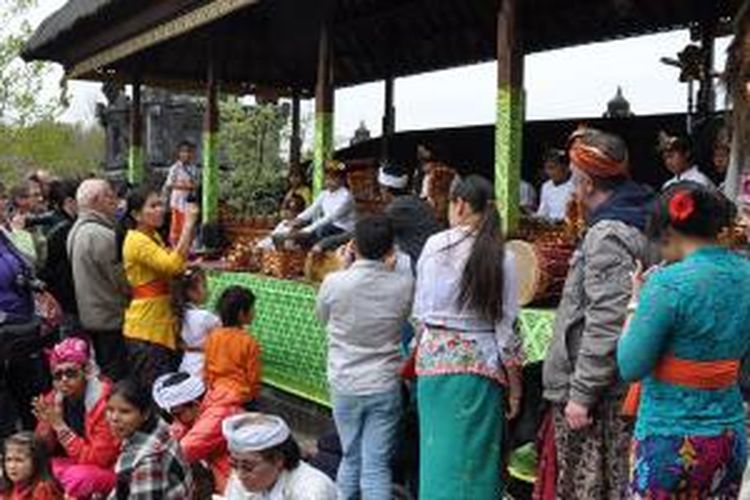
[152, 372, 205, 411]
[222, 413, 291, 453]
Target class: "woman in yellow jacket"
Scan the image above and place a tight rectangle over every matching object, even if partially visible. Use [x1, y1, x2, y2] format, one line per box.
[120, 185, 198, 388]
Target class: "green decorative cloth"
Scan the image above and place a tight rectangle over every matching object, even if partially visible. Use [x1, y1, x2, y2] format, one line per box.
[207, 271, 556, 407]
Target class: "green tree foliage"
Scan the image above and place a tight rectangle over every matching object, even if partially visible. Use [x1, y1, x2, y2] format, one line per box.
[1, 0, 68, 125]
[219, 97, 290, 217]
[0, 1, 100, 183]
[0, 121, 104, 183]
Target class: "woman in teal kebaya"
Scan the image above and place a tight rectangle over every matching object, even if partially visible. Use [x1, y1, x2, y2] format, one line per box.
[618, 182, 750, 499]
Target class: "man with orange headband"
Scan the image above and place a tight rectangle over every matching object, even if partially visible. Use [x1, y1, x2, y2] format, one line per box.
[542, 127, 656, 499]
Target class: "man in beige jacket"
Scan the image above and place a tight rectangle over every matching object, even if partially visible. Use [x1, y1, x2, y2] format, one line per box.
[67, 179, 129, 380]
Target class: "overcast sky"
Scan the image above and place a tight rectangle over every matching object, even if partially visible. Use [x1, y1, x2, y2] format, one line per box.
[37, 1, 731, 144]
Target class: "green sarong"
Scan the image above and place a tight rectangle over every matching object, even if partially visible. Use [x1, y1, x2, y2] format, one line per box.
[417, 374, 504, 500]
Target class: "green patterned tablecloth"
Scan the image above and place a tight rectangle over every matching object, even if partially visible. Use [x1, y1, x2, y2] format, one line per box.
[208, 271, 556, 407]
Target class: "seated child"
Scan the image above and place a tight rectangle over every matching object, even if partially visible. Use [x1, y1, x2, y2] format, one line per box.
[283, 168, 312, 208]
[0, 432, 63, 500]
[203, 286, 262, 406]
[173, 267, 221, 377]
[256, 194, 306, 251]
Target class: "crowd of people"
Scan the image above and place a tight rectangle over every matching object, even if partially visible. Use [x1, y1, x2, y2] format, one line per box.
[0, 160, 332, 499]
[518, 131, 731, 225]
[1, 122, 750, 500]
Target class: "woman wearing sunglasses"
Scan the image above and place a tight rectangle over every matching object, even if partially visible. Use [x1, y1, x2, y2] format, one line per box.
[32, 337, 119, 499]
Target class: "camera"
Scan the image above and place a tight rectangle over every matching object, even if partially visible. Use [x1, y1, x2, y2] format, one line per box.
[16, 271, 45, 293]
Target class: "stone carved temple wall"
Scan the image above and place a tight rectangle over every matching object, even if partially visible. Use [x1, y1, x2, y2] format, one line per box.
[96, 83, 204, 175]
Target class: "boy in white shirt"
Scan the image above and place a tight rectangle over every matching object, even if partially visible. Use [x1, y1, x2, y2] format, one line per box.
[289, 162, 356, 245]
[163, 141, 200, 246]
[536, 148, 574, 222]
[660, 135, 714, 191]
[316, 215, 413, 500]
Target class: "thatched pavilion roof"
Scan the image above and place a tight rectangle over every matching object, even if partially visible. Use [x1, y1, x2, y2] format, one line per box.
[23, 0, 739, 93]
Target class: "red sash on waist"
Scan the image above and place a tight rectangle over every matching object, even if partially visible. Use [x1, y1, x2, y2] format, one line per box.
[131, 280, 170, 300]
[622, 354, 739, 417]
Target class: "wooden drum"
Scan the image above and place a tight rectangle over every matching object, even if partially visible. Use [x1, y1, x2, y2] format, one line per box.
[304, 250, 344, 283]
[507, 239, 574, 306]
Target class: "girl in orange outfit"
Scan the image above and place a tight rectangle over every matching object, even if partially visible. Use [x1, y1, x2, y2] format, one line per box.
[204, 286, 262, 406]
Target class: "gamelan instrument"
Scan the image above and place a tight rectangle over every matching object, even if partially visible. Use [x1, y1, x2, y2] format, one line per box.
[506, 239, 575, 306]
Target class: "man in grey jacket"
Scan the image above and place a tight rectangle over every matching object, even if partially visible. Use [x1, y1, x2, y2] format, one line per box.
[67, 179, 129, 380]
[542, 128, 655, 499]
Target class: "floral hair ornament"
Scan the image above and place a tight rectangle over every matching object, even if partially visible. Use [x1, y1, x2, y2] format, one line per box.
[668, 190, 695, 223]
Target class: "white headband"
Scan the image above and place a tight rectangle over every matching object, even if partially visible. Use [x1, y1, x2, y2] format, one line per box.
[152, 373, 205, 411]
[222, 413, 291, 454]
[378, 167, 408, 190]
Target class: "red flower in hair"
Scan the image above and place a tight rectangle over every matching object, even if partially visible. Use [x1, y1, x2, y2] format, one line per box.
[668, 190, 695, 223]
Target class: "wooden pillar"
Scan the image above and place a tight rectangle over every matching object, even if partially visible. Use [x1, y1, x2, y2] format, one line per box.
[290, 90, 302, 168]
[495, 0, 524, 234]
[202, 57, 219, 225]
[314, 21, 335, 196]
[697, 15, 717, 117]
[128, 76, 144, 185]
[381, 76, 395, 161]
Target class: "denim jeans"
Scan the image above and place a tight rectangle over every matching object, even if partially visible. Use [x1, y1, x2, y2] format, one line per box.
[333, 387, 402, 500]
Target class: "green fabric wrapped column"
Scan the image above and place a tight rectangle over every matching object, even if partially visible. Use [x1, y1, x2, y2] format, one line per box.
[202, 60, 219, 225]
[495, 0, 524, 234]
[314, 112, 333, 196]
[313, 21, 334, 196]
